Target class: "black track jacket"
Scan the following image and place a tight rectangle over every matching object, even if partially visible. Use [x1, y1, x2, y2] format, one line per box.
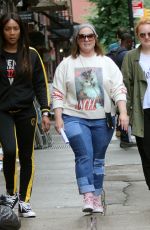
[0, 47, 50, 113]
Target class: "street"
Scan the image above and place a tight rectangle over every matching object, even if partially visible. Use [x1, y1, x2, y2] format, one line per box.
[1, 127, 150, 230]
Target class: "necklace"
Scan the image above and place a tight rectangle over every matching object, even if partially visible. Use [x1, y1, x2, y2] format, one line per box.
[79, 55, 92, 76]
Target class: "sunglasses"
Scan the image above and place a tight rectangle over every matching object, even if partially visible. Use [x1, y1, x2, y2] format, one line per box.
[139, 32, 150, 38]
[77, 33, 96, 41]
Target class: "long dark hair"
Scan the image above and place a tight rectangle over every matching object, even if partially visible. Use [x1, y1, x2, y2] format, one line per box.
[0, 12, 32, 77]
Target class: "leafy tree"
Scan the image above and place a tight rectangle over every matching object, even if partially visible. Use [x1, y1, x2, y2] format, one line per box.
[88, 0, 131, 50]
[88, 0, 150, 50]
[144, 0, 150, 8]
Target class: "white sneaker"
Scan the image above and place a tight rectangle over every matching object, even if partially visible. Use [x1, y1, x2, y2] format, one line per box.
[82, 192, 94, 213]
[18, 201, 36, 218]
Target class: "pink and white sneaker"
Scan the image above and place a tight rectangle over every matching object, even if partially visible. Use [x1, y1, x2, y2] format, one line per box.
[93, 195, 104, 213]
[82, 192, 94, 213]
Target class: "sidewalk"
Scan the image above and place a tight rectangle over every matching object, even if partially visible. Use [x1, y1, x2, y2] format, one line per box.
[1, 127, 150, 230]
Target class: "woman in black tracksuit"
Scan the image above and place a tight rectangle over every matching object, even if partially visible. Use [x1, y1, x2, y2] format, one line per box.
[0, 12, 51, 217]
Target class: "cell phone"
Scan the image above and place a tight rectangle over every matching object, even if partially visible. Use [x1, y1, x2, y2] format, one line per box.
[105, 113, 114, 129]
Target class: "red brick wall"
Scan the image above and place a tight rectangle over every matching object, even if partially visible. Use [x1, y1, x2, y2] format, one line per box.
[71, 0, 95, 24]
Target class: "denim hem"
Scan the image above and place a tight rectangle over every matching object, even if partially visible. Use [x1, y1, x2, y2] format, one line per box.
[93, 188, 103, 196]
[79, 185, 95, 194]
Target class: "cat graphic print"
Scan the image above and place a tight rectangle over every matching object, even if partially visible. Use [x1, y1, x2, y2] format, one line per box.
[75, 67, 104, 110]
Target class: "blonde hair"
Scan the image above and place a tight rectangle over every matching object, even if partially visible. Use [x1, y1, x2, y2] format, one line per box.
[135, 17, 150, 35]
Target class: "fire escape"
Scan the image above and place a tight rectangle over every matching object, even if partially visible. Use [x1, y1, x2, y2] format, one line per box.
[43, 7, 74, 59]
[30, 0, 74, 81]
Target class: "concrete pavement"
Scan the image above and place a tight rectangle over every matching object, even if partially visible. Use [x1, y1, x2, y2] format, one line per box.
[1, 126, 150, 230]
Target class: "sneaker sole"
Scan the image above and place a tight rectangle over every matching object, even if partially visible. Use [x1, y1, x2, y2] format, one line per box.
[92, 209, 104, 213]
[82, 207, 93, 213]
[19, 212, 36, 218]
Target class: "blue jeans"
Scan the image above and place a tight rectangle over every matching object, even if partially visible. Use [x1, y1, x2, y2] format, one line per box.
[63, 115, 115, 196]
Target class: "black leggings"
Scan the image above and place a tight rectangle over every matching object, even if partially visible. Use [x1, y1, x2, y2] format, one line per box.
[136, 109, 150, 190]
[0, 105, 37, 202]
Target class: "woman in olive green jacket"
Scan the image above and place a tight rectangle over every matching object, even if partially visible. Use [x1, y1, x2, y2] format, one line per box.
[121, 17, 150, 189]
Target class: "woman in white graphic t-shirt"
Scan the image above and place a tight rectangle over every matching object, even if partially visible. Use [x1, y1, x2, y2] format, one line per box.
[53, 23, 129, 214]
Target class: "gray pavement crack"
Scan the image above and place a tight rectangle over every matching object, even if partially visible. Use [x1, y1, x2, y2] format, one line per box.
[122, 182, 132, 206]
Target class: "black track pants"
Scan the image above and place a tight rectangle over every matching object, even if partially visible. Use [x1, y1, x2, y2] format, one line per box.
[0, 105, 37, 202]
[136, 109, 150, 190]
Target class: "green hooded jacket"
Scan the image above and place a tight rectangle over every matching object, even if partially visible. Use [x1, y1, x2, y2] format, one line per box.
[121, 45, 147, 138]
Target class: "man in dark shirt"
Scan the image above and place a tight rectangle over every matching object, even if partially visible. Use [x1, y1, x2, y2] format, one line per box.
[114, 33, 137, 148]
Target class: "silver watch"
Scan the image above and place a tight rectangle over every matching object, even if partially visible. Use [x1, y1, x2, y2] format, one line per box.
[42, 112, 49, 117]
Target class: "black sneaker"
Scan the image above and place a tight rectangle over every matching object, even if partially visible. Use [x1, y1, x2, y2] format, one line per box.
[5, 193, 18, 209]
[18, 201, 36, 218]
[120, 141, 137, 148]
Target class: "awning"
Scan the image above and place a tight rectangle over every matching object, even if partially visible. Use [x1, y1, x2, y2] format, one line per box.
[48, 28, 73, 40]
[31, 0, 68, 12]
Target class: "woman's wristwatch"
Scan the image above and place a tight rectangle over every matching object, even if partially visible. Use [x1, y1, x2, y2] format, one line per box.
[42, 111, 50, 117]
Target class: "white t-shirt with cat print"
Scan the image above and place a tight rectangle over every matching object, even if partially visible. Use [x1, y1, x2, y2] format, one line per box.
[52, 54, 127, 119]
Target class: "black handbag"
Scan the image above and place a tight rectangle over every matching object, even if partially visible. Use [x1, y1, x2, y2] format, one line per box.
[0, 195, 21, 230]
